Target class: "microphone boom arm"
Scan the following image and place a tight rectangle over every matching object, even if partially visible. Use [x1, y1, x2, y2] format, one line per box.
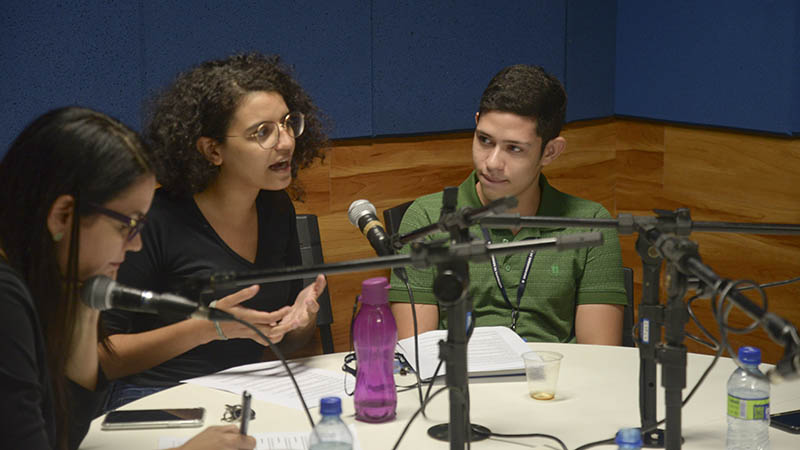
[184, 232, 604, 296]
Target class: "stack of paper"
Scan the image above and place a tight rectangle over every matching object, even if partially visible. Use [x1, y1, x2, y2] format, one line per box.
[159, 424, 362, 450]
[182, 360, 348, 411]
[395, 326, 530, 380]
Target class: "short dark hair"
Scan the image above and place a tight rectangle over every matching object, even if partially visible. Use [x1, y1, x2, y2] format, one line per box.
[0, 106, 151, 448]
[145, 52, 328, 198]
[478, 65, 567, 149]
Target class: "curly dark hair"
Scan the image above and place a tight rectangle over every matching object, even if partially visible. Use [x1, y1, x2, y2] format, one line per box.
[144, 53, 328, 198]
[479, 64, 567, 151]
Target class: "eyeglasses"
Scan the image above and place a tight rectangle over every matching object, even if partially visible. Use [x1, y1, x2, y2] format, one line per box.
[86, 203, 147, 242]
[227, 112, 305, 151]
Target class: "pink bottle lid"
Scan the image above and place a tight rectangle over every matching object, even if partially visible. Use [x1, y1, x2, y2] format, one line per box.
[359, 277, 390, 305]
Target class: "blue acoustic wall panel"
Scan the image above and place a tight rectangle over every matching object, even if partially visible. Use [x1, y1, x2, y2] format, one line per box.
[565, 0, 616, 121]
[615, 1, 798, 135]
[372, 1, 566, 136]
[0, 1, 143, 157]
[794, 5, 800, 135]
[140, 1, 371, 139]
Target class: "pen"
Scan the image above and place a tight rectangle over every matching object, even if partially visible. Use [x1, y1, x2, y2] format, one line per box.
[240, 390, 252, 435]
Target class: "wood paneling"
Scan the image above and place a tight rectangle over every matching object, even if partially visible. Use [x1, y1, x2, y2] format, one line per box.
[293, 119, 800, 364]
[294, 134, 474, 354]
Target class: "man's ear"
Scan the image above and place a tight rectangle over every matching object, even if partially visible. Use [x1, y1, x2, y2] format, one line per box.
[474, 112, 480, 126]
[47, 194, 75, 242]
[540, 136, 566, 167]
[196, 137, 223, 166]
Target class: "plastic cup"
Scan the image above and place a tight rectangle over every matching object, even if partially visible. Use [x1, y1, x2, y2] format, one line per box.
[522, 351, 563, 400]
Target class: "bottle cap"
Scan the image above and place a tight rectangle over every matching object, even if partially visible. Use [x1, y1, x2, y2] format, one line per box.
[358, 277, 390, 305]
[614, 427, 642, 446]
[738, 346, 761, 365]
[319, 396, 342, 415]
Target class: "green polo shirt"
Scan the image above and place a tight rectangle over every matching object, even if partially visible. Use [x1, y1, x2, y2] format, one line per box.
[387, 171, 626, 343]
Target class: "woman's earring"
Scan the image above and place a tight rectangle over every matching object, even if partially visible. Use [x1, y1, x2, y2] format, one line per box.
[52, 232, 64, 242]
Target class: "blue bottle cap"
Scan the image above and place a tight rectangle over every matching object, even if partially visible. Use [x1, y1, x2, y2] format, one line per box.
[319, 396, 342, 415]
[738, 346, 761, 365]
[615, 428, 642, 446]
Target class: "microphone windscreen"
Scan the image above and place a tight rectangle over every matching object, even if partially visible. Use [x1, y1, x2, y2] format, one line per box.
[348, 199, 377, 226]
[80, 275, 114, 311]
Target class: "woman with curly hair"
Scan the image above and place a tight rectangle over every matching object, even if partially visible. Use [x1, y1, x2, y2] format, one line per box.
[0, 106, 255, 450]
[100, 53, 329, 408]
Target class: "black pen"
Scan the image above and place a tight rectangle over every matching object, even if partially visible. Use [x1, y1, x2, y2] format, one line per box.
[240, 390, 252, 435]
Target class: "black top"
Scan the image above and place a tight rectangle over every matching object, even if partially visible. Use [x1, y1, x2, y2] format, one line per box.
[0, 258, 108, 450]
[103, 188, 303, 386]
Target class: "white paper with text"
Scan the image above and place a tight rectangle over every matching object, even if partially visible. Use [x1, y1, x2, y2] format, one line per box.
[181, 360, 350, 410]
[396, 326, 530, 380]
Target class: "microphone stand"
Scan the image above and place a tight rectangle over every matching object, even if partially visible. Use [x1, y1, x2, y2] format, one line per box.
[425, 186, 479, 447]
[183, 195, 604, 450]
[480, 208, 800, 450]
[640, 224, 800, 449]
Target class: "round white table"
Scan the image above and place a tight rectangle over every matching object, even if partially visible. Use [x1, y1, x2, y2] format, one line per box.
[80, 343, 800, 449]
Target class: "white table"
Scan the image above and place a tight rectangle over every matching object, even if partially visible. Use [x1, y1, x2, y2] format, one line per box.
[80, 343, 800, 449]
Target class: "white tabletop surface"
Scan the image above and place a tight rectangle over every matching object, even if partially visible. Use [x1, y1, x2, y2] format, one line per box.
[80, 343, 800, 449]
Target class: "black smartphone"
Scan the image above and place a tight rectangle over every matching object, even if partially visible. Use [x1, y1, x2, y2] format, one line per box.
[770, 409, 800, 434]
[101, 407, 205, 430]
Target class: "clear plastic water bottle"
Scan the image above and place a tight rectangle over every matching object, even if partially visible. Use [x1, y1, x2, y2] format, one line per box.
[726, 346, 770, 450]
[309, 397, 353, 450]
[615, 428, 642, 450]
[353, 277, 397, 422]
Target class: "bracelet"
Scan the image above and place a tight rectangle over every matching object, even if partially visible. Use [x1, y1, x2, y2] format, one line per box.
[208, 300, 228, 340]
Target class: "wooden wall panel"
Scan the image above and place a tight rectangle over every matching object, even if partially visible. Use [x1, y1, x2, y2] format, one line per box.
[293, 119, 800, 364]
[550, 120, 617, 212]
[294, 134, 474, 354]
[655, 125, 800, 364]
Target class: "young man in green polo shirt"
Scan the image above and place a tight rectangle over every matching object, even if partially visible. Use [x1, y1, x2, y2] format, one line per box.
[387, 64, 627, 345]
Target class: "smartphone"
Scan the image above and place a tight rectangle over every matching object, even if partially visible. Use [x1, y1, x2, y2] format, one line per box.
[770, 409, 800, 434]
[101, 407, 205, 430]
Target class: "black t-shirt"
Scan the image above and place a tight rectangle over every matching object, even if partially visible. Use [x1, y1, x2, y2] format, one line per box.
[103, 188, 303, 386]
[0, 258, 108, 450]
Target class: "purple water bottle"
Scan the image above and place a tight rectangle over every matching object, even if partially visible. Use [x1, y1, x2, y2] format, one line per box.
[353, 277, 397, 423]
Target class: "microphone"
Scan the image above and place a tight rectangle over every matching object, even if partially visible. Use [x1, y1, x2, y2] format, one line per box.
[348, 199, 392, 256]
[81, 276, 234, 321]
[767, 352, 800, 383]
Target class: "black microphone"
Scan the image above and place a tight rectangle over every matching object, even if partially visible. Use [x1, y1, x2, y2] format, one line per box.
[767, 352, 800, 383]
[81, 276, 234, 321]
[348, 199, 392, 256]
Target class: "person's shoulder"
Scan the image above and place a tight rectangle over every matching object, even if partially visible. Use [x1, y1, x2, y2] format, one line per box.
[0, 260, 29, 299]
[398, 191, 442, 228]
[565, 194, 611, 219]
[409, 190, 444, 214]
[546, 185, 612, 219]
[0, 261, 35, 322]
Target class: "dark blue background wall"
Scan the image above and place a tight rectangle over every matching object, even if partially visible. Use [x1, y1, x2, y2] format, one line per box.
[1, 1, 797, 159]
[371, 0, 566, 135]
[566, 0, 617, 121]
[615, 0, 799, 135]
[1, 1, 143, 150]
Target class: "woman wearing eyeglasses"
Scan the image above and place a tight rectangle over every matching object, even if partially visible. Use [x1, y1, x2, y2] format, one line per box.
[0, 107, 255, 449]
[100, 53, 329, 409]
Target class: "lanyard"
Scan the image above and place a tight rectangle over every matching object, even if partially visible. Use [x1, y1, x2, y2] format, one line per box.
[481, 227, 536, 332]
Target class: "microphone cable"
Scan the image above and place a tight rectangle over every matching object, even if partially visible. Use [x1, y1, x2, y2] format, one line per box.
[575, 341, 725, 450]
[224, 314, 316, 429]
[578, 274, 792, 449]
[395, 267, 428, 413]
[390, 386, 449, 450]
